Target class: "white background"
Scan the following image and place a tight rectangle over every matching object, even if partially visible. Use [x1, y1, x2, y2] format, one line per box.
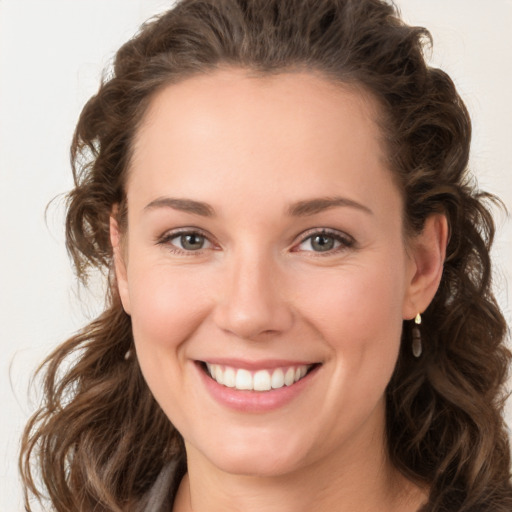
[1, 1, 511, 510]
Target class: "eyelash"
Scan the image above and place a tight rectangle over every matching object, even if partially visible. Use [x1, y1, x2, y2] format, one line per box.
[293, 228, 355, 255]
[157, 228, 214, 255]
[156, 227, 355, 256]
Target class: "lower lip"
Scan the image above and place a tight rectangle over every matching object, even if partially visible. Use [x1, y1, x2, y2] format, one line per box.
[196, 363, 320, 413]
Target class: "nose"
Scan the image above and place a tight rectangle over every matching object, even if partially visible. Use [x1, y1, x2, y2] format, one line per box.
[212, 249, 294, 340]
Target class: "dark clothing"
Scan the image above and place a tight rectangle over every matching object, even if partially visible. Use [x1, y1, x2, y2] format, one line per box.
[139, 458, 186, 512]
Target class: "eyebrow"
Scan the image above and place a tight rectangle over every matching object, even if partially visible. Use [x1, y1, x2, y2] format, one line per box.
[143, 195, 373, 217]
[144, 197, 215, 217]
[287, 196, 373, 216]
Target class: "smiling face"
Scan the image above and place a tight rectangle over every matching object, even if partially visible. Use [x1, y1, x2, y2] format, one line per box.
[112, 69, 427, 478]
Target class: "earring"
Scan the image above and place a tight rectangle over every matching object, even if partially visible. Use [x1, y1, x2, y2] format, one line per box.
[124, 348, 133, 361]
[412, 313, 422, 358]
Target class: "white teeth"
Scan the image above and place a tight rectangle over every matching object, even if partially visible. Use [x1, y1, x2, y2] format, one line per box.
[215, 365, 223, 384]
[223, 366, 236, 388]
[271, 368, 285, 389]
[253, 370, 272, 391]
[284, 367, 295, 386]
[235, 369, 253, 390]
[205, 363, 312, 391]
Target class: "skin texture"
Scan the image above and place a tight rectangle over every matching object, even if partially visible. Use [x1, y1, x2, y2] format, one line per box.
[111, 69, 447, 511]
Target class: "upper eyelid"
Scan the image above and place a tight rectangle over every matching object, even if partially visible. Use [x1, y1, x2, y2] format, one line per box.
[296, 227, 354, 244]
[157, 226, 354, 250]
[157, 227, 216, 252]
[291, 229, 356, 255]
[159, 226, 211, 241]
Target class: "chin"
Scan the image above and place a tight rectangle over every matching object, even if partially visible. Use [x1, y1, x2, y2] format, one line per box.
[190, 430, 312, 478]
[211, 450, 305, 478]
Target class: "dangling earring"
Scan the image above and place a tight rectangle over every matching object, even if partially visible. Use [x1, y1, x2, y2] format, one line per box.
[412, 312, 422, 358]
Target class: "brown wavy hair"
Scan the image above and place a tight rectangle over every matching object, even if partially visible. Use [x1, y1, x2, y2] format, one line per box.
[20, 0, 512, 510]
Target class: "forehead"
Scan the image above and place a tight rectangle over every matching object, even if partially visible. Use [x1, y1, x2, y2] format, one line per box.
[127, 68, 394, 214]
[131, 68, 386, 161]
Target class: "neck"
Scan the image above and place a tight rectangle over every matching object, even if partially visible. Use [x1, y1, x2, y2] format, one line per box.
[173, 418, 426, 512]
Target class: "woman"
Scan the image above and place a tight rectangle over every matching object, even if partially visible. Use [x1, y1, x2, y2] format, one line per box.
[19, 0, 512, 510]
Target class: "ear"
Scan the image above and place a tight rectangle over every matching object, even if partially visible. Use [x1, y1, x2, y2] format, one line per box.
[402, 214, 449, 320]
[110, 212, 131, 315]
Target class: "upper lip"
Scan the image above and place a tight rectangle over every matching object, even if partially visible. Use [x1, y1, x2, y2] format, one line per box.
[197, 358, 320, 370]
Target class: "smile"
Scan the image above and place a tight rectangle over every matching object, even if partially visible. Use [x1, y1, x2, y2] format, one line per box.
[204, 363, 314, 391]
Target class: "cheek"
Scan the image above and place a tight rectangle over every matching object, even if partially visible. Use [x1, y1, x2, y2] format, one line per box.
[127, 262, 212, 351]
[294, 258, 407, 429]
[293, 254, 407, 403]
[296, 259, 406, 342]
[125, 263, 214, 431]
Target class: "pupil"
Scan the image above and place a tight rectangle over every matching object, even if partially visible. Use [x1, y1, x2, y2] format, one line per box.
[181, 234, 204, 250]
[312, 235, 334, 252]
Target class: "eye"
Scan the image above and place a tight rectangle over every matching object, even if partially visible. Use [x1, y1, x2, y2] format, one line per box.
[158, 229, 213, 253]
[295, 229, 354, 254]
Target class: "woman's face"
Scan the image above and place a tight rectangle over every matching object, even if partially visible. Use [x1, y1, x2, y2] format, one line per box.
[115, 69, 423, 477]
